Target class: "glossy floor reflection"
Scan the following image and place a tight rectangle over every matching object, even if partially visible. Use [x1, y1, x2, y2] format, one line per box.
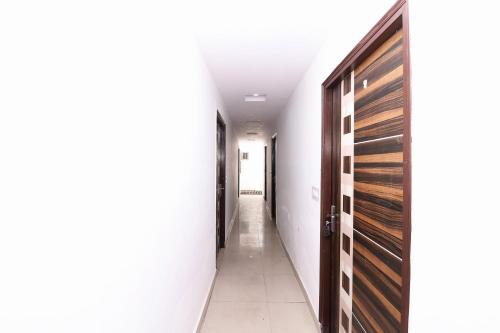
[200, 195, 318, 333]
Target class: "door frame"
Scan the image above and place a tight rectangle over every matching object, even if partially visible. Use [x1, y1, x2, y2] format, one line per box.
[319, 1, 412, 332]
[216, 111, 226, 253]
[264, 145, 267, 201]
[238, 148, 240, 198]
[271, 134, 277, 220]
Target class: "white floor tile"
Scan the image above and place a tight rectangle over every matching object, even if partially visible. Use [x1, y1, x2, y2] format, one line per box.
[201, 301, 271, 333]
[268, 302, 318, 333]
[199, 196, 318, 332]
[265, 274, 306, 303]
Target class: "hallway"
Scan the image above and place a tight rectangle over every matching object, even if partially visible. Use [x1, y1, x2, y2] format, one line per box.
[200, 196, 318, 333]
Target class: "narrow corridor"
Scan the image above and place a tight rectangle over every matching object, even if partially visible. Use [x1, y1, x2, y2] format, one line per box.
[200, 196, 318, 333]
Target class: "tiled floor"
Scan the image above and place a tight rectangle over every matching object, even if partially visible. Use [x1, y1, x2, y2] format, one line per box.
[200, 195, 318, 333]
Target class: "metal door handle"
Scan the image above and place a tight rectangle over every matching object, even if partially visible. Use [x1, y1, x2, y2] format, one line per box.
[325, 214, 337, 234]
[323, 204, 338, 237]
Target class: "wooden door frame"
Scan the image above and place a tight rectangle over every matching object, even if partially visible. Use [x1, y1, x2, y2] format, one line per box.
[319, 1, 412, 332]
[216, 111, 226, 251]
[238, 148, 240, 198]
[264, 145, 267, 201]
[271, 135, 277, 220]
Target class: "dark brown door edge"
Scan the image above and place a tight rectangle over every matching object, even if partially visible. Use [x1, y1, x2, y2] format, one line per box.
[271, 135, 277, 220]
[319, 0, 411, 332]
[216, 111, 226, 257]
[264, 146, 267, 201]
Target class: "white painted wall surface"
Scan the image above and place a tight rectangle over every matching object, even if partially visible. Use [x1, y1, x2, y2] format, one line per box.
[239, 140, 265, 192]
[274, 0, 402, 318]
[0, 2, 237, 332]
[408, 1, 500, 332]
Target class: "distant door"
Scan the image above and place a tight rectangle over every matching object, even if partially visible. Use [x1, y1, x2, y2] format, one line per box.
[271, 136, 277, 219]
[264, 146, 267, 201]
[237, 148, 240, 197]
[216, 112, 226, 258]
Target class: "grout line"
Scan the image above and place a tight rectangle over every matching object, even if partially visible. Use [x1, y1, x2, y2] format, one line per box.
[259, 198, 273, 333]
[263, 268, 273, 332]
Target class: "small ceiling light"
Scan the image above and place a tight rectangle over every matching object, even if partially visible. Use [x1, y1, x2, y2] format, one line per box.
[244, 94, 266, 102]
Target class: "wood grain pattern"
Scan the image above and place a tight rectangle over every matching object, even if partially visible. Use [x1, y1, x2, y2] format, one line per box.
[353, 28, 405, 333]
[354, 136, 403, 257]
[352, 314, 364, 333]
[354, 30, 404, 143]
[353, 232, 402, 333]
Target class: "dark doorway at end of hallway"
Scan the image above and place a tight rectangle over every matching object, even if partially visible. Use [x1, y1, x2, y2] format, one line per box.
[271, 135, 277, 220]
[216, 111, 226, 261]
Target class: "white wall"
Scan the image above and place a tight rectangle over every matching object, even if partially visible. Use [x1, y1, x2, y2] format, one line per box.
[408, 1, 500, 332]
[274, 0, 395, 318]
[239, 140, 265, 192]
[0, 1, 237, 332]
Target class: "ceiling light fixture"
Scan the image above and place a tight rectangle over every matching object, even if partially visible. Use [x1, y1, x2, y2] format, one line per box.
[244, 94, 266, 102]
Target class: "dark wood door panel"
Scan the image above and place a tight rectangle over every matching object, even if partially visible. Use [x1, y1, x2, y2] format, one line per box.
[353, 136, 403, 257]
[352, 314, 364, 333]
[352, 232, 402, 333]
[352, 26, 406, 333]
[354, 30, 404, 144]
[319, 2, 411, 332]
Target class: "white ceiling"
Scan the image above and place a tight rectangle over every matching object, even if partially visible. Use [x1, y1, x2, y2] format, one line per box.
[192, 0, 394, 139]
[193, 0, 335, 137]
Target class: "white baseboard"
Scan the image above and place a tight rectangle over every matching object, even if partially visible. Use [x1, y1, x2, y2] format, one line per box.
[195, 204, 238, 333]
[195, 270, 218, 333]
[277, 233, 321, 332]
[225, 203, 239, 243]
[265, 201, 273, 221]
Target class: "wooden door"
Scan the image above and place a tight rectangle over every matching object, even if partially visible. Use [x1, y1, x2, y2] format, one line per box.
[271, 136, 277, 219]
[349, 28, 406, 333]
[264, 146, 267, 201]
[320, 3, 411, 332]
[337, 28, 407, 333]
[216, 112, 226, 257]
